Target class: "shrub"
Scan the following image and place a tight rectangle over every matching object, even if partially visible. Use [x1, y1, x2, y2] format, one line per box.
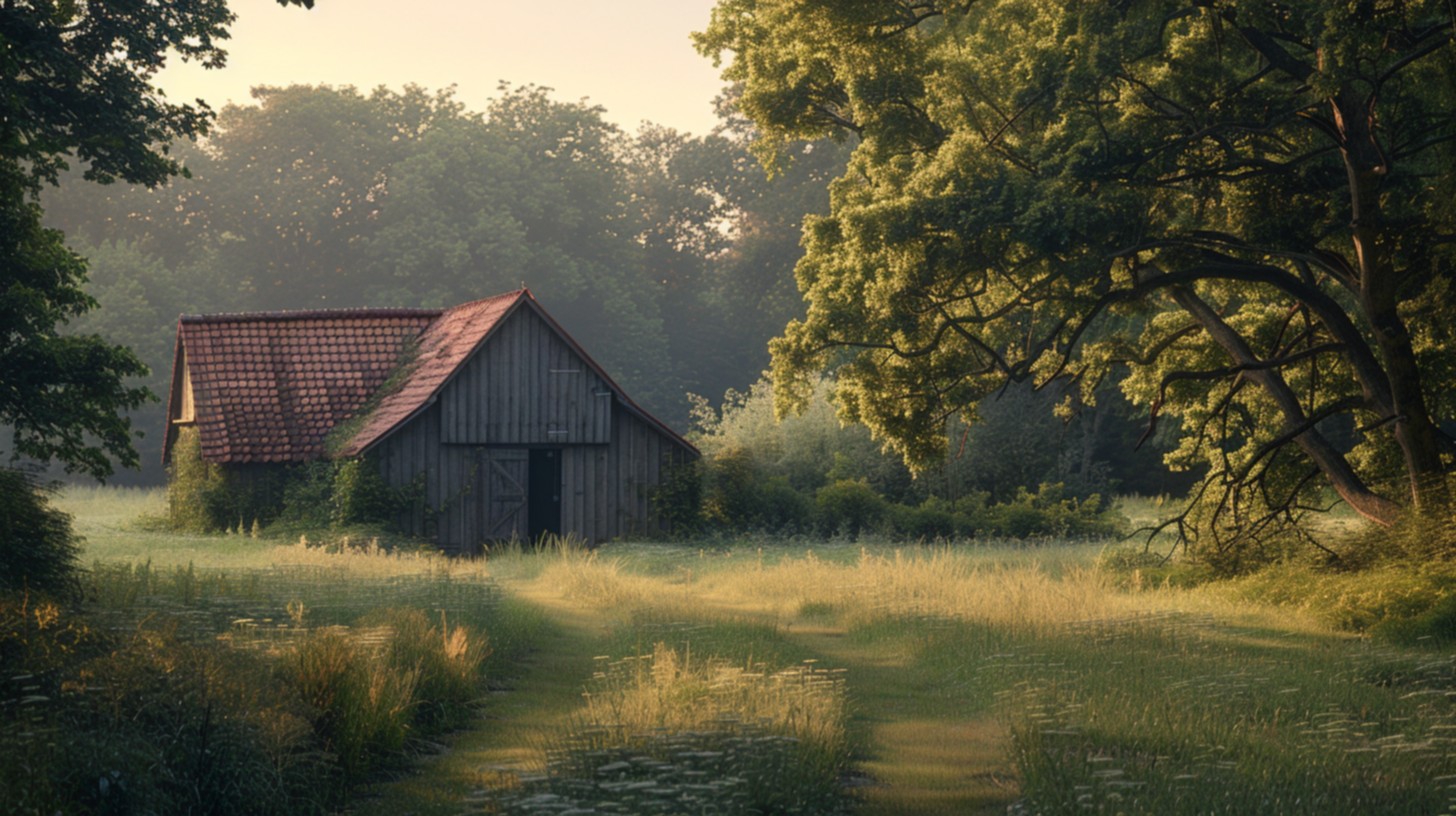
[887, 498, 958, 541]
[166, 426, 230, 532]
[0, 469, 81, 596]
[702, 446, 762, 528]
[329, 457, 401, 526]
[757, 476, 815, 533]
[651, 460, 705, 535]
[815, 479, 886, 536]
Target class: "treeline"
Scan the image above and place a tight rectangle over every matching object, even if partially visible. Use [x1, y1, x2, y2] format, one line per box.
[49, 82, 1192, 506]
[43, 83, 847, 483]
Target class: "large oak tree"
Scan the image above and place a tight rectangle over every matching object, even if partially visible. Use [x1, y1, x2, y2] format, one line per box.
[698, 0, 1456, 559]
[0, 0, 309, 479]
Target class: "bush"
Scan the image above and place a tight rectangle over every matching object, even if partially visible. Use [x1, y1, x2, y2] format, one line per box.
[814, 479, 886, 536]
[166, 426, 229, 532]
[887, 498, 958, 541]
[702, 446, 762, 529]
[651, 460, 705, 535]
[0, 469, 81, 595]
[757, 476, 815, 533]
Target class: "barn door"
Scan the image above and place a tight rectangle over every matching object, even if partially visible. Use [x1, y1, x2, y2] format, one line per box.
[528, 448, 562, 541]
[481, 448, 528, 541]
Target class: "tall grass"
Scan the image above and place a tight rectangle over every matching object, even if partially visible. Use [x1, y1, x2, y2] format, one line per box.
[493, 643, 852, 816]
[489, 536, 1452, 814]
[3, 488, 540, 815]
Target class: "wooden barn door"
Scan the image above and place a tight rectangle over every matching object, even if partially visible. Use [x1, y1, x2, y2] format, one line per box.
[480, 448, 528, 541]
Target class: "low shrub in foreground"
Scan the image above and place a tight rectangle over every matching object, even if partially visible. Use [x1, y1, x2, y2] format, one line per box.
[1, 564, 506, 814]
[0, 469, 81, 596]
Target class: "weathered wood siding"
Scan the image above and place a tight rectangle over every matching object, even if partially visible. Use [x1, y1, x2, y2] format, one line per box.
[371, 307, 695, 552]
[439, 307, 612, 445]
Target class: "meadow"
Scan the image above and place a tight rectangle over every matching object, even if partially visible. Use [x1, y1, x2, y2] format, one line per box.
[9, 487, 1454, 815]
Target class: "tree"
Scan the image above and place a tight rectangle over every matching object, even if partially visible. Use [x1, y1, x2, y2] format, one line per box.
[698, 1, 1456, 559]
[1, 0, 312, 478]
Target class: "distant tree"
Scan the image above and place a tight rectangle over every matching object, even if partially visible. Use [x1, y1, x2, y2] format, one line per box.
[699, 1, 1456, 559]
[1, 0, 312, 478]
[197, 84, 458, 308]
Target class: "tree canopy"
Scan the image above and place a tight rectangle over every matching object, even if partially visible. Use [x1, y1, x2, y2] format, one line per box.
[0, 0, 310, 479]
[698, 1, 1456, 561]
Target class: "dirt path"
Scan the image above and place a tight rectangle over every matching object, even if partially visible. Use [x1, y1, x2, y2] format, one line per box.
[785, 624, 1018, 816]
[352, 582, 1018, 815]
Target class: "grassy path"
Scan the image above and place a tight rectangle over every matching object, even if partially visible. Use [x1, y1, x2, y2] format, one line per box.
[785, 624, 1017, 816]
[350, 585, 613, 816]
[353, 577, 1020, 815]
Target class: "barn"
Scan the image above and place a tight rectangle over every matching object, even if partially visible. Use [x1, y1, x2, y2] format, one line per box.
[163, 288, 698, 550]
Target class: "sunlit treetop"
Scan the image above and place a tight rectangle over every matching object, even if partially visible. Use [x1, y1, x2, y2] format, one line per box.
[698, 0, 1456, 563]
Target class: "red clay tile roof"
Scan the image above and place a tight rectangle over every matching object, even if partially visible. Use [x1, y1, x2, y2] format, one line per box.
[334, 290, 526, 457]
[166, 308, 439, 463]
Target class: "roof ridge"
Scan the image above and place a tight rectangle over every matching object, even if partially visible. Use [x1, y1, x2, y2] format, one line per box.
[180, 307, 444, 324]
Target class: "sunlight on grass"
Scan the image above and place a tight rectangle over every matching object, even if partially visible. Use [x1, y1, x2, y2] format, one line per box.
[38, 488, 1456, 815]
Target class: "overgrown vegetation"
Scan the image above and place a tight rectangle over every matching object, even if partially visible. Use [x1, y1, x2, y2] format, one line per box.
[686, 376, 1127, 541]
[1, 495, 542, 815]
[0, 469, 81, 595]
[166, 425, 414, 534]
[494, 645, 852, 815]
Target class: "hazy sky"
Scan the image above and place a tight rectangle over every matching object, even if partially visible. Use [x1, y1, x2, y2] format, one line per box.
[156, 0, 728, 135]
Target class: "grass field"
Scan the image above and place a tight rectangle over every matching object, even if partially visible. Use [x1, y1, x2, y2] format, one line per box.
[26, 488, 1456, 814]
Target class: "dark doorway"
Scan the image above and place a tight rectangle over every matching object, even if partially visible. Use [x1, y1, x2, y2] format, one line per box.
[528, 448, 562, 541]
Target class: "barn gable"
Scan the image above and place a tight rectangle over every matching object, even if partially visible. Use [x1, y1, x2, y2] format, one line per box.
[335, 290, 693, 457]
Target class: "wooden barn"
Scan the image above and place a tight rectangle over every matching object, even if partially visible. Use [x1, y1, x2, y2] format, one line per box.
[163, 289, 698, 550]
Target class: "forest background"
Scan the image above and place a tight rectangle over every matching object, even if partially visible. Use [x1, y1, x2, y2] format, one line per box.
[39, 82, 1183, 508]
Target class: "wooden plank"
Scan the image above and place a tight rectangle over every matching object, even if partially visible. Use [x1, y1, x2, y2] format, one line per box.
[528, 310, 540, 441]
[594, 446, 608, 542]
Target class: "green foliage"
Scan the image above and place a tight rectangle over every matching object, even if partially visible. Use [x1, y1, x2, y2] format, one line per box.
[1, 545, 520, 815]
[701, 0, 1456, 560]
[814, 479, 886, 536]
[0, 469, 81, 595]
[168, 434, 410, 534]
[166, 426, 281, 532]
[650, 460, 706, 536]
[692, 375, 913, 500]
[328, 458, 404, 527]
[1, 0, 313, 480]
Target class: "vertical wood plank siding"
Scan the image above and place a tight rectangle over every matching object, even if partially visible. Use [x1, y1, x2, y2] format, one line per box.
[441, 308, 612, 445]
[374, 306, 694, 552]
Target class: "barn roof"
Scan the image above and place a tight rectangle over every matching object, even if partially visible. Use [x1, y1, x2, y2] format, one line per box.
[335, 290, 698, 458]
[165, 289, 697, 464]
[164, 308, 439, 463]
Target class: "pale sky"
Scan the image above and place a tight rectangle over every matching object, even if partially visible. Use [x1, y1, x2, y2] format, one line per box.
[156, 0, 729, 135]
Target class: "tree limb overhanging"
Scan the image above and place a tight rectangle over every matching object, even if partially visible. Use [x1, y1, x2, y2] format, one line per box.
[699, 0, 1456, 559]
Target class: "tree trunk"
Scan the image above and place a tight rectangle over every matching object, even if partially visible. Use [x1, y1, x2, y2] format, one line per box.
[1334, 90, 1450, 514]
[1169, 285, 1404, 526]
